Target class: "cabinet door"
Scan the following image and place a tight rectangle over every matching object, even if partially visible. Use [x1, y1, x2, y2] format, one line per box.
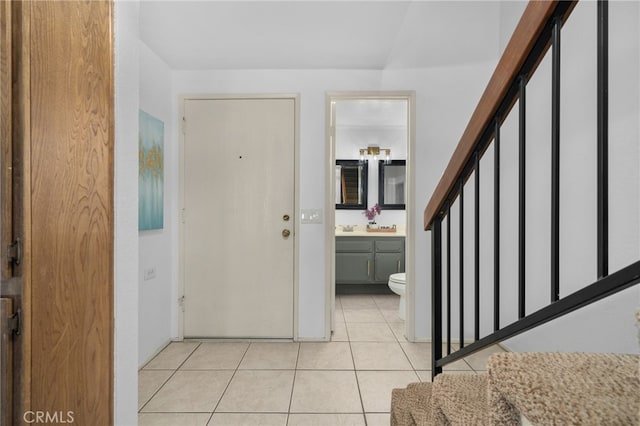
[374, 252, 404, 283]
[336, 252, 374, 284]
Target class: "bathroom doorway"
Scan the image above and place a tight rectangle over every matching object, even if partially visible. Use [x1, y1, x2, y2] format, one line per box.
[325, 92, 416, 341]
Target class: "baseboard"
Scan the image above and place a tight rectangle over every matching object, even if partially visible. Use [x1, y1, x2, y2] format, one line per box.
[138, 338, 173, 370]
[296, 336, 331, 342]
[336, 284, 394, 294]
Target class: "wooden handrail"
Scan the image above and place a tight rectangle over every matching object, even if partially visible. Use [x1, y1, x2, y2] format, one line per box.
[424, 0, 572, 230]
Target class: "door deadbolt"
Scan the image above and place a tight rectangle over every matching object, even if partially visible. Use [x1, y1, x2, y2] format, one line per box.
[282, 229, 291, 237]
[283, 214, 290, 221]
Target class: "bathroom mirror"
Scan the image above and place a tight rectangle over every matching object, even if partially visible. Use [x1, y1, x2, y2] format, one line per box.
[378, 160, 406, 209]
[335, 160, 368, 209]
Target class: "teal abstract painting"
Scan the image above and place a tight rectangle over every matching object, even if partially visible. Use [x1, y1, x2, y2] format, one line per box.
[139, 110, 164, 231]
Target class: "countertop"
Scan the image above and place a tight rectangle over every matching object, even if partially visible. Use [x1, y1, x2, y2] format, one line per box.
[335, 226, 405, 237]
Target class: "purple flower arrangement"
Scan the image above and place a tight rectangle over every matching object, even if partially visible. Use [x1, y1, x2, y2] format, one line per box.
[363, 203, 382, 222]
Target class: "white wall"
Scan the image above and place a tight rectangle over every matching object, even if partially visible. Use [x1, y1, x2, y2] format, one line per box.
[428, 0, 640, 354]
[381, 63, 497, 338]
[499, 1, 640, 354]
[376, 1, 640, 351]
[113, 3, 639, 419]
[146, 0, 638, 354]
[172, 70, 382, 339]
[498, 1, 528, 53]
[169, 64, 494, 340]
[138, 41, 174, 366]
[114, 1, 140, 424]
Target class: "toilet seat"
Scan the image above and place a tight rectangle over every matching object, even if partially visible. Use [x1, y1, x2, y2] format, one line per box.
[389, 273, 406, 285]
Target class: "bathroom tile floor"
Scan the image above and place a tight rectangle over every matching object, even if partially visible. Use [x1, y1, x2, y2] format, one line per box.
[138, 294, 504, 426]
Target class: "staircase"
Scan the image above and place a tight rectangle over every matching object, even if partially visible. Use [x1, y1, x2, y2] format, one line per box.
[406, 1, 640, 423]
[391, 352, 639, 425]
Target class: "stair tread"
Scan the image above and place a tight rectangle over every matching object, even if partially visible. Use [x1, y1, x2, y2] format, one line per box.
[391, 382, 432, 426]
[488, 352, 640, 425]
[432, 373, 488, 425]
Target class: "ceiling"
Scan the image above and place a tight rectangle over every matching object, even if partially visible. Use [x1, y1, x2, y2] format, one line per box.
[139, 1, 504, 70]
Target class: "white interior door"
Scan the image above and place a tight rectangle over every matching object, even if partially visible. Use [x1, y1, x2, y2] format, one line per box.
[183, 97, 295, 338]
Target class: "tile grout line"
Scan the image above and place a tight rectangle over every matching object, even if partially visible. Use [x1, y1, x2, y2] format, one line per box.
[137, 370, 175, 414]
[390, 308, 420, 377]
[349, 354, 369, 425]
[285, 342, 302, 425]
[138, 340, 174, 370]
[141, 296, 418, 424]
[345, 298, 384, 426]
[346, 294, 407, 424]
[347, 310, 369, 425]
[209, 342, 252, 418]
[340, 297, 369, 424]
[138, 342, 202, 413]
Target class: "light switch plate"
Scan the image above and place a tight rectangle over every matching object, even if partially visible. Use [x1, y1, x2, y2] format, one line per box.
[301, 208, 323, 224]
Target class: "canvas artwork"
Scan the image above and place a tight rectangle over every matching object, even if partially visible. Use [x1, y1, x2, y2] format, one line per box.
[139, 110, 164, 231]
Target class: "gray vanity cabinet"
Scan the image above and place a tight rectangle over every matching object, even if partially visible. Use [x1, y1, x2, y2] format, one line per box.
[335, 239, 374, 284]
[336, 237, 405, 285]
[374, 238, 405, 282]
[335, 252, 374, 283]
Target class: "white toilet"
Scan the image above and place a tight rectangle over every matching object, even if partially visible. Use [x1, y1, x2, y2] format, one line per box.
[388, 273, 406, 320]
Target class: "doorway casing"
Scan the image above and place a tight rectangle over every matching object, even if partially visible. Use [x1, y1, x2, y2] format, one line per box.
[325, 92, 416, 341]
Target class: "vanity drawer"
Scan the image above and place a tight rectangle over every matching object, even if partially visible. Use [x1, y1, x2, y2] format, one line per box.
[374, 238, 404, 253]
[336, 238, 374, 253]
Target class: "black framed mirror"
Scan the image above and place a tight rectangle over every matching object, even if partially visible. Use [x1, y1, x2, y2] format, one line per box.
[378, 160, 406, 209]
[335, 160, 368, 209]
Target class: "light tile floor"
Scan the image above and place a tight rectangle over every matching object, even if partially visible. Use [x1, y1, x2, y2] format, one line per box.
[139, 294, 504, 426]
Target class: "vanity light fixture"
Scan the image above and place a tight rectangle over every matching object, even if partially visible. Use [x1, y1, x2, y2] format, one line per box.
[359, 146, 391, 164]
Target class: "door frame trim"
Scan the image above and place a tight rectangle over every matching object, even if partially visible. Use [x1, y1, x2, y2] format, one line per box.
[325, 91, 416, 341]
[178, 94, 301, 340]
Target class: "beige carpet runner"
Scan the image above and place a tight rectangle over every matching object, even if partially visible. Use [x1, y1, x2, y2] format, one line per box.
[391, 352, 639, 426]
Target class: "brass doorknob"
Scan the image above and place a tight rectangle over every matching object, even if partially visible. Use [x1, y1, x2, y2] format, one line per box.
[282, 229, 291, 237]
